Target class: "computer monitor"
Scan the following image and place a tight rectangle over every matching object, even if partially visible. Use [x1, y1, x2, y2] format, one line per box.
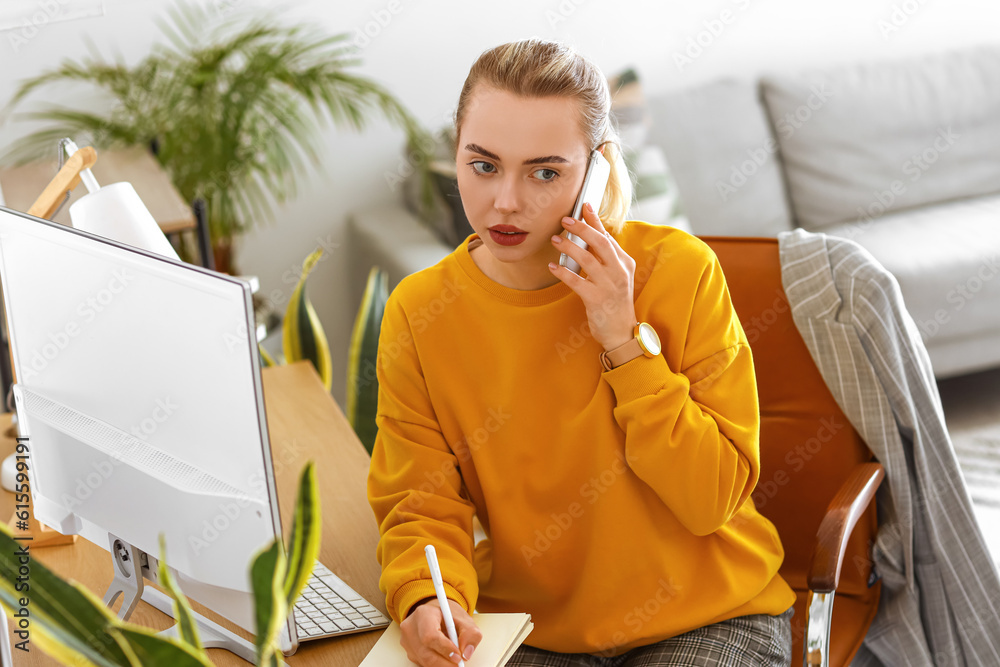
[0, 205, 299, 655]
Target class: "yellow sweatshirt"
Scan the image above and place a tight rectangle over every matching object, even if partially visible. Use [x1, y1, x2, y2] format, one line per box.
[367, 221, 797, 655]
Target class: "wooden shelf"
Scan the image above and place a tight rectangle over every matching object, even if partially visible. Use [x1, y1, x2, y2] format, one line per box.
[0, 146, 195, 234]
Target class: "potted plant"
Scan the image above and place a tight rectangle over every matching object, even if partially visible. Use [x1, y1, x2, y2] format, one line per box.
[0, 462, 321, 666]
[0, 1, 433, 274]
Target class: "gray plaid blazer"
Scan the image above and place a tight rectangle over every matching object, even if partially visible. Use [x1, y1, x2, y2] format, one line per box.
[777, 229, 1000, 667]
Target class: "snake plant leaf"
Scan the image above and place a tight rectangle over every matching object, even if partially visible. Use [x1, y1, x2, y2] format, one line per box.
[112, 627, 214, 667]
[251, 539, 288, 666]
[283, 462, 321, 611]
[259, 343, 278, 367]
[0, 585, 119, 667]
[0, 524, 132, 666]
[282, 247, 333, 391]
[347, 266, 388, 453]
[156, 534, 204, 654]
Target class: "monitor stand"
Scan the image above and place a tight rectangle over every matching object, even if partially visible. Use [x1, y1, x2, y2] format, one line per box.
[102, 534, 257, 663]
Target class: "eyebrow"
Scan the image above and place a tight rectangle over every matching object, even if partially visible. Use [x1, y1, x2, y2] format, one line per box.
[464, 143, 570, 165]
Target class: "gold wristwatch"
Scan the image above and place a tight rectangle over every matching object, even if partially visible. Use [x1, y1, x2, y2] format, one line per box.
[600, 322, 662, 371]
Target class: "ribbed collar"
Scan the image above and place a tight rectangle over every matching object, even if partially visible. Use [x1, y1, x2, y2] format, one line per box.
[456, 234, 573, 306]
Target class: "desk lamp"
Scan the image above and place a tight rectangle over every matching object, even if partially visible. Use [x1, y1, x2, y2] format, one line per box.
[63, 139, 180, 260]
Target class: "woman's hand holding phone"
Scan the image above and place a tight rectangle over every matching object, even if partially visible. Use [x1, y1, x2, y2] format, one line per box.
[400, 598, 482, 666]
[548, 202, 639, 354]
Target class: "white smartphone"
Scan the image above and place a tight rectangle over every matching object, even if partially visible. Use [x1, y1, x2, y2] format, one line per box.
[559, 148, 612, 275]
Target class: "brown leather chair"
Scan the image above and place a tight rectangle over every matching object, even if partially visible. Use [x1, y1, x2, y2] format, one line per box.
[700, 236, 886, 667]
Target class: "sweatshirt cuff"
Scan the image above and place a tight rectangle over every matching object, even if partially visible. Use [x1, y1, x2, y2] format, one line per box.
[394, 579, 471, 622]
[602, 353, 688, 404]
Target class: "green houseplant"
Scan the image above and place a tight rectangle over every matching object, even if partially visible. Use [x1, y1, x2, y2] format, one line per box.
[346, 266, 388, 453]
[258, 247, 333, 393]
[0, 462, 321, 666]
[0, 1, 433, 274]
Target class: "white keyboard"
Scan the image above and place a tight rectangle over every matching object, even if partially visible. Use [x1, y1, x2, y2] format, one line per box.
[293, 563, 391, 640]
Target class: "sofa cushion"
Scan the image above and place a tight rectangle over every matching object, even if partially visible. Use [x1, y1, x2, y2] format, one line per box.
[821, 193, 1000, 359]
[646, 79, 792, 236]
[761, 45, 1000, 231]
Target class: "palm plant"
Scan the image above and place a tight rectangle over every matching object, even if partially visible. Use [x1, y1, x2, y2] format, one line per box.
[0, 1, 432, 273]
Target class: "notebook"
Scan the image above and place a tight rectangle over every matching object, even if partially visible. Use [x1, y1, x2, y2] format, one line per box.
[359, 612, 533, 667]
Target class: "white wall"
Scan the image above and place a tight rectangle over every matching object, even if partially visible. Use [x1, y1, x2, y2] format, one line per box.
[2, 0, 999, 410]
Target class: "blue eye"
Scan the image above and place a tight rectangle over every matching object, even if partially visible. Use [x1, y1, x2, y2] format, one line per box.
[533, 168, 558, 181]
[469, 161, 496, 175]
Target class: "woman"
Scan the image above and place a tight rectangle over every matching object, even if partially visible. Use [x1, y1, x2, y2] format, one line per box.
[367, 39, 796, 667]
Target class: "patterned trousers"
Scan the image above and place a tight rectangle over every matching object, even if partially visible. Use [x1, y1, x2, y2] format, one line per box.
[506, 605, 794, 667]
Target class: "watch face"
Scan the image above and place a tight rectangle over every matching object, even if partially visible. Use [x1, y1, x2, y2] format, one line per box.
[637, 323, 661, 356]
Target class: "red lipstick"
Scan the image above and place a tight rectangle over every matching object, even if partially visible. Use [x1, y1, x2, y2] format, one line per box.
[488, 224, 527, 246]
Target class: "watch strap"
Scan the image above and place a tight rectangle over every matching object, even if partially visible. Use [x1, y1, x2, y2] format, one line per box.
[600, 337, 644, 371]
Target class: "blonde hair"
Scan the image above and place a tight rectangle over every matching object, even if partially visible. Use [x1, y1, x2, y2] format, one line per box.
[454, 39, 633, 234]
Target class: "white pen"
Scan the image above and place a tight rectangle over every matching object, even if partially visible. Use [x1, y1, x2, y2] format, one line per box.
[424, 544, 466, 667]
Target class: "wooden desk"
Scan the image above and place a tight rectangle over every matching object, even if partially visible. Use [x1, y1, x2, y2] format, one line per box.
[1, 362, 387, 666]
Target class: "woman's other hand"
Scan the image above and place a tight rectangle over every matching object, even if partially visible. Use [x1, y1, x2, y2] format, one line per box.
[400, 598, 482, 666]
[549, 202, 638, 352]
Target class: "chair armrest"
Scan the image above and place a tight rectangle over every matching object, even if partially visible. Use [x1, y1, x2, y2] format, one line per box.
[808, 462, 885, 593]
